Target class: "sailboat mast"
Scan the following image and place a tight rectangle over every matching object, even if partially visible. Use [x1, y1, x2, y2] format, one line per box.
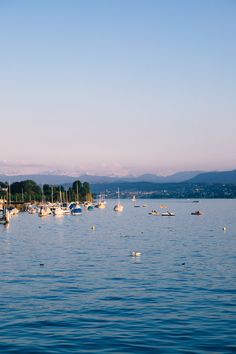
[42, 184, 44, 203]
[59, 187, 62, 204]
[76, 183, 79, 202]
[66, 190, 68, 203]
[8, 179, 11, 205]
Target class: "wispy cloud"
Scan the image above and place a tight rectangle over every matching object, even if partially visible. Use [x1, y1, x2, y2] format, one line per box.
[0, 160, 55, 175]
[0, 160, 151, 177]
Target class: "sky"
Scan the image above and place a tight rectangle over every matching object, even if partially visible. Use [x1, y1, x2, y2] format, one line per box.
[0, 0, 235, 176]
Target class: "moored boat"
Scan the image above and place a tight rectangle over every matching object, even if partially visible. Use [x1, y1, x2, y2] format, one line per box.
[28, 207, 37, 214]
[71, 203, 82, 215]
[191, 210, 203, 215]
[161, 211, 175, 216]
[38, 205, 52, 217]
[95, 194, 106, 209]
[52, 206, 65, 216]
[0, 207, 10, 224]
[114, 188, 124, 212]
[83, 201, 94, 211]
[148, 210, 160, 216]
[114, 203, 124, 212]
[8, 206, 19, 216]
[160, 204, 167, 209]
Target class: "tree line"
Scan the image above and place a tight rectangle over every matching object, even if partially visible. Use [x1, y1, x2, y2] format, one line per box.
[0, 180, 92, 203]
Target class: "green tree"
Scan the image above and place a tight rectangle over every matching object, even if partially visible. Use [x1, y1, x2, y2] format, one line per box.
[9, 180, 42, 202]
[83, 182, 90, 194]
[72, 180, 82, 193]
[69, 180, 91, 202]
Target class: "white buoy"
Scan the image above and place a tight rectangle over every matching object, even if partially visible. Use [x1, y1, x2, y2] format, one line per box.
[131, 251, 142, 257]
[223, 226, 227, 231]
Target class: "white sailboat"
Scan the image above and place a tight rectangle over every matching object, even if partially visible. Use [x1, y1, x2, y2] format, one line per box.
[113, 188, 124, 212]
[38, 205, 52, 217]
[0, 207, 10, 224]
[28, 206, 37, 214]
[52, 205, 64, 216]
[95, 193, 106, 209]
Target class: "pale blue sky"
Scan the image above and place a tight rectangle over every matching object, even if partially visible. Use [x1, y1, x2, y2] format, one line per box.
[0, 0, 235, 176]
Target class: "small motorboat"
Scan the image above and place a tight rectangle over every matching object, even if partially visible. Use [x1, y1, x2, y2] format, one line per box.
[148, 210, 160, 216]
[161, 211, 175, 216]
[191, 210, 203, 215]
[83, 202, 94, 211]
[71, 203, 82, 215]
[160, 204, 167, 209]
[130, 251, 142, 257]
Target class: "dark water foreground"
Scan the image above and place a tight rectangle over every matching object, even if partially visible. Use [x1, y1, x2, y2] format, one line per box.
[0, 200, 236, 353]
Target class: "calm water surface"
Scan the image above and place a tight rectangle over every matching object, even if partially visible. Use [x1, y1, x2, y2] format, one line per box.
[0, 199, 236, 353]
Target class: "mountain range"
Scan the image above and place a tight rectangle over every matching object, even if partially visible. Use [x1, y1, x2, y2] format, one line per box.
[0, 169, 236, 185]
[188, 169, 236, 184]
[0, 171, 201, 185]
[78, 171, 203, 184]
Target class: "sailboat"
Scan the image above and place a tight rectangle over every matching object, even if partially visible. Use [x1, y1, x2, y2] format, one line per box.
[38, 185, 51, 217]
[113, 188, 124, 212]
[132, 195, 136, 202]
[38, 205, 52, 217]
[0, 207, 10, 224]
[95, 193, 106, 209]
[71, 183, 83, 215]
[52, 204, 65, 216]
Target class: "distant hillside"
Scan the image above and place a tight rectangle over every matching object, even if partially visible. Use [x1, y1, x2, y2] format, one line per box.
[78, 171, 202, 184]
[188, 169, 236, 184]
[0, 171, 202, 185]
[1, 172, 236, 198]
[157, 171, 203, 183]
[1, 169, 235, 186]
[78, 174, 121, 183]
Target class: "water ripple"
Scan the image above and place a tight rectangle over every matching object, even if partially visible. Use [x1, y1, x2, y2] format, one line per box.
[0, 199, 236, 353]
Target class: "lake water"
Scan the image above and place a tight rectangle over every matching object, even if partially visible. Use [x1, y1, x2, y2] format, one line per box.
[0, 199, 236, 353]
